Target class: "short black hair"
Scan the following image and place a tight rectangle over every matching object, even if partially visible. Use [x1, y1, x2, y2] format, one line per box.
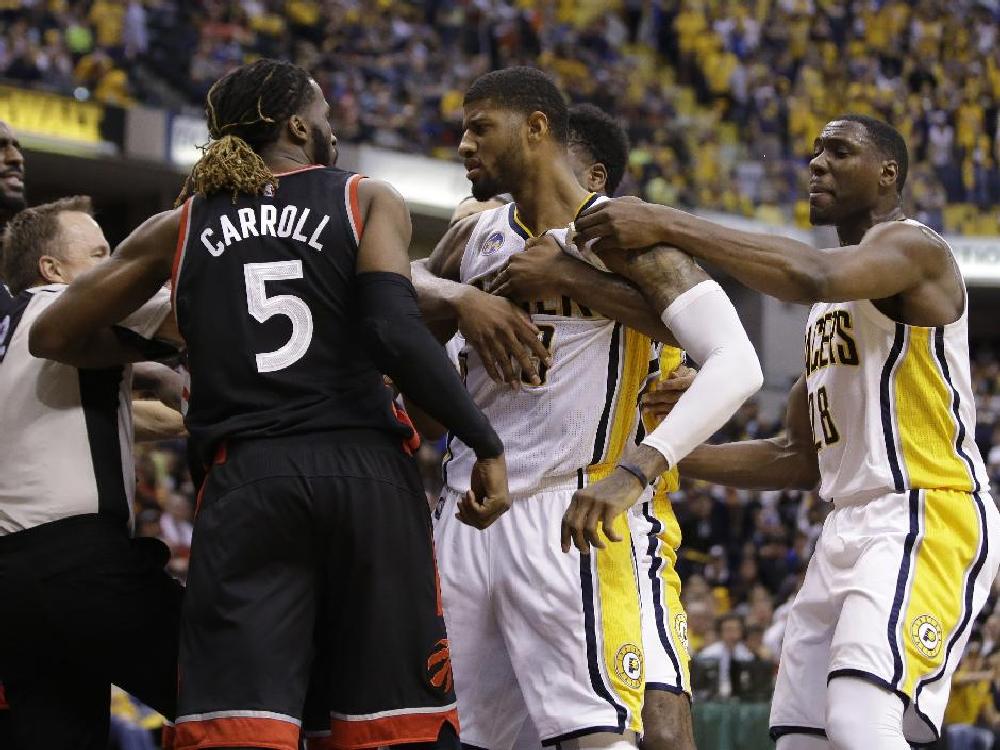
[568, 104, 630, 195]
[836, 114, 909, 194]
[2, 195, 92, 295]
[464, 67, 569, 143]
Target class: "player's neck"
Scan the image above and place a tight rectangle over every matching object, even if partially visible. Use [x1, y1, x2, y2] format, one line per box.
[259, 143, 319, 175]
[836, 203, 906, 246]
[510, 160, 592, 236]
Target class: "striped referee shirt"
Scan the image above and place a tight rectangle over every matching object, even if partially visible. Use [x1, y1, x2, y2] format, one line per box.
[0, 284, 173, 535]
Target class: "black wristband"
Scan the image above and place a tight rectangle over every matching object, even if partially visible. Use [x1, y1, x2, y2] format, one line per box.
[617, 461, 651, 487]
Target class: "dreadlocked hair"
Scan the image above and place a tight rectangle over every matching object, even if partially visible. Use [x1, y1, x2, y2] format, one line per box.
[176, 59, 315, 205]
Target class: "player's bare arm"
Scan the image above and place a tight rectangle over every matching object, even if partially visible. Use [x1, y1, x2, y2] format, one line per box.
[29, 209, 182, 367]
[575, 200, 962, 325]
[355, 178, 510, 528]
[488, 234, 679, 345]
[133, 400, 187, 442]
[562, 244, 763, 553]
[680, 373, 819, 490]
[413, 214, 550, 387]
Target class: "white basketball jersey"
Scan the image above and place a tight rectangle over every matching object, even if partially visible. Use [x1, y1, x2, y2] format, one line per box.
[804, 220, 989, 501]
[444, 197, 659, 497]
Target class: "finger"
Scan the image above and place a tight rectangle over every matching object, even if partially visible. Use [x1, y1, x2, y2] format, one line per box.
[512, 307, 541, 335]
[514, 319, 552, 364]
[492, 280, 512, 299]
[561, 498, 584, 553]
[659, 375, 695, 391]
[493, 347, 519, 389]
[590, 237, 618, 255]
[477, 345, 504, 385]
[481, 337, 518, 388]
[488, 268, 510, 294]
[574, 200, 609, 228]
[572, 514, 591, 555]
[509, 338, 541, 386]
[583, 505, 606, 551]
[602, 507, 623, 543]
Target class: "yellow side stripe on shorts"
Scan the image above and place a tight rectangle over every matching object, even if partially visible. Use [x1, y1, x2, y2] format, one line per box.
[898, 489, 985, 699]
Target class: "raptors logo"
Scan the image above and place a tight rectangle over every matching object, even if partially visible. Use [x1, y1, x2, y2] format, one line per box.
[614, 644, 643, 690]
[427, 638, 454, 694]
[911, 614, 944, 660]
[674, 613, 690, 655]
[480, 231, 505, 257]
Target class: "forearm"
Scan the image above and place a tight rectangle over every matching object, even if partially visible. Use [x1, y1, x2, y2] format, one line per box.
[654, 209, 827, 304]
[640, 281, 763, 468]
[30, 255, 169, 362]
[679, 439, 819, 490]
[562, 264, 678, 345]
[360, 272, 502, 458]
[411, 259, 468, 325]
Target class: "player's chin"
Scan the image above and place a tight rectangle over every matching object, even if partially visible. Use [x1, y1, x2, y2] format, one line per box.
[808, 205, 836, 226]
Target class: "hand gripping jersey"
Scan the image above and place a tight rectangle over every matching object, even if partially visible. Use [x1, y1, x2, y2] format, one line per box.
[804, 219, 989, 502]
[444, 195, 659, 496]
[171, 167, 410, 462]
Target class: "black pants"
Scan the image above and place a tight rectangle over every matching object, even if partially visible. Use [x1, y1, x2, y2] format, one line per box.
[177, 430, 457, 750]
[0, 514, 183, 750]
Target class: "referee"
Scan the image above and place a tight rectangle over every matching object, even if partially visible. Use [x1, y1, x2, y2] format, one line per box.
[0, 197, 183, 750]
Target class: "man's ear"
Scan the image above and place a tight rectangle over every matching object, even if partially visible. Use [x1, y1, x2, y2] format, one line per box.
[525, 110, 550, 144]
[38, 255, 62, 284]
[880, 159, 899, 191]
[587, 163, 609, 194]
[287, 113, 309, 144]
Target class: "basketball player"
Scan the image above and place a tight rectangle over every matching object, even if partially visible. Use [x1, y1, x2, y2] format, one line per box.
[30, 59, 509, 750]
[0, 120, 26, 307]
[0, 196, 183, 750]
[574, 115, 1000, 749]
[413, 67, 760, 750]
[475, 102, 698, 750]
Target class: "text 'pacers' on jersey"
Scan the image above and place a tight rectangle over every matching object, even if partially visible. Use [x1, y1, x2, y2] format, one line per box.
[171, 166, 410, 462]
[803, 219, 988, 501]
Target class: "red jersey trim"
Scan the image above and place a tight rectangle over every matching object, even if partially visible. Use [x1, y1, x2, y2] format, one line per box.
[345, 174, 365, 245]
[174, 715, 299, 750]
[170, 197, 194, 313]
[271, 164, 326, 178]
[310, 707, 458, 750]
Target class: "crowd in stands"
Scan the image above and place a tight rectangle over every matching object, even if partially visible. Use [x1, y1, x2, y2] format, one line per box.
[2, 0, 1000, 235]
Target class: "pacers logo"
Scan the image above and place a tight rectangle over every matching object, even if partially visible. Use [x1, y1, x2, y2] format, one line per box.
[615, 644, 643, 690]
[674, 613, 691, 655]
[911, 614, 944, 659]
[480, 231, 504, 256]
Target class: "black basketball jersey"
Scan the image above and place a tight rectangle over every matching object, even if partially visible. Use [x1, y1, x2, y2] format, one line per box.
[172, 165, 409, 461]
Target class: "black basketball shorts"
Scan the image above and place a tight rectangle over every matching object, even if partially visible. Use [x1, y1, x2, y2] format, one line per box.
[171, 430, 457, 750]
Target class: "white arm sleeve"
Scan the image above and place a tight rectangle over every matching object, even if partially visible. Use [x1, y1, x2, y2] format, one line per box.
[641, 280, 762, 467]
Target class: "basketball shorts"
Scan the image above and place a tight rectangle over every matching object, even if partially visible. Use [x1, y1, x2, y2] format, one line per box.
[173, 430, 457, 750]
[629, 496, 691, 698]
[433, 486, 644, 749]
[770, 489, 1000, 745]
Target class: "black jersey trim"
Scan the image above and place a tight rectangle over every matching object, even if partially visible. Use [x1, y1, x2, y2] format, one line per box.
[78, 367, 129, 527]
[933, 326, 981, 493]
[879, 323, 907, 492]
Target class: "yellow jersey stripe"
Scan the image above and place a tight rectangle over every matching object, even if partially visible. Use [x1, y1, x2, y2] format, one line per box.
[893, 327, 974, 492]
[587, 327, 650, 481]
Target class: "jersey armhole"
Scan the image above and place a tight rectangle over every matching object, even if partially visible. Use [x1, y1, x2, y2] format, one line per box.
[346, 174, 365, 246]
[170, 196, 194, 312]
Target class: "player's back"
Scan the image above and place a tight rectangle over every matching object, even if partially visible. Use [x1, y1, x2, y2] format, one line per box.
[172, 166, 408, 461]
[804, 219, 989, 501]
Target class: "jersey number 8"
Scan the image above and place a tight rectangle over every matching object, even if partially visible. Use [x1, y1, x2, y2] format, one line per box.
[244, 261, 314, 373]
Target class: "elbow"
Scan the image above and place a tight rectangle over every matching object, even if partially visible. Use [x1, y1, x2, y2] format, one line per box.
[28, 319, 75, 362]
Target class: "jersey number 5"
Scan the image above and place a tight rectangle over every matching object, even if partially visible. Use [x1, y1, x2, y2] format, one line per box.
[244, 261, 314, 373]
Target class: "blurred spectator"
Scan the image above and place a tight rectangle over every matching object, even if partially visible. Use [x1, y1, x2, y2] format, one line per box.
[3, 0, 1000, 234]
[696, 613, 755, 698]
[944, 640, 995, 750]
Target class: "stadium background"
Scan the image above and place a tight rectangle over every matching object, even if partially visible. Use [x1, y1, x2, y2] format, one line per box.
[3, 0, 1000, 747]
